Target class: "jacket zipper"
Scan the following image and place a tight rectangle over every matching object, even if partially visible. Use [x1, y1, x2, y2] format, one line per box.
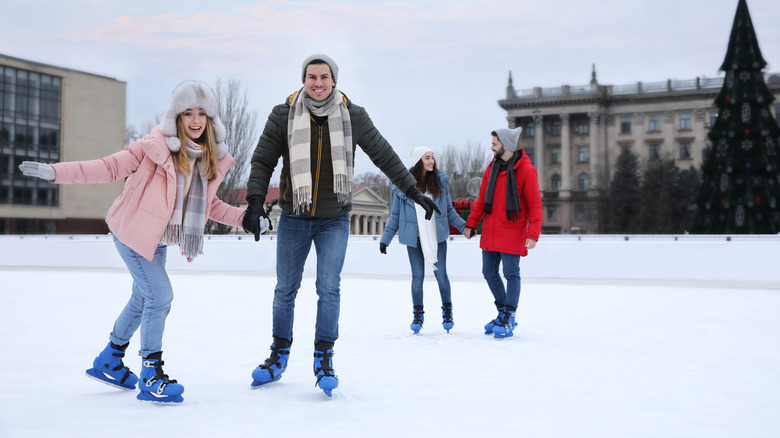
[312, 118, 324, 216]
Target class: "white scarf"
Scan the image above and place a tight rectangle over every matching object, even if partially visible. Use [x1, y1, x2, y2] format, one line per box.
[287, 88, 353, 214]
[414, 192, 438, 271]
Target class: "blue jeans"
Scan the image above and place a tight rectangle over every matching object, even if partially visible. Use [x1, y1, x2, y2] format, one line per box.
[406, 239, 452, 307]
[272, 212, 349, 344]
[111, 235, 173, 358]
[482, 250, 521, 308]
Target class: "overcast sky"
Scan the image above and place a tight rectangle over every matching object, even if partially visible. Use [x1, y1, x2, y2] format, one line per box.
[3, 0, 780, 167]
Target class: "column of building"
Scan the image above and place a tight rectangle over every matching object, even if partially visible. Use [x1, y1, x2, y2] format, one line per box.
[534, 113, 545, 190]
[560, 113, 572, 192]
[588, 112, 600, 190]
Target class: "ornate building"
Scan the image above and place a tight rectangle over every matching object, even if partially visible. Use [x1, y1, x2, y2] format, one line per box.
[499, 67, 780, 234]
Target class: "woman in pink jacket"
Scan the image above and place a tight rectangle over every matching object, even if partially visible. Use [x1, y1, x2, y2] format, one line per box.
[19, 81, 256, 404]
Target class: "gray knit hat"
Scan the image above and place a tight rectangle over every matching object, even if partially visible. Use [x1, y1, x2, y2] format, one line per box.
[495, 127, 523, 152]
[301, 54, 339, 84]
[160, 80, 227, 157]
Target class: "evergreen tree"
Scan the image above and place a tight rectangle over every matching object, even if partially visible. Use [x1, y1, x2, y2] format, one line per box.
[692, 0, 780, 233]
[608, 148, 641, 233]
[639, 159, 694, 233]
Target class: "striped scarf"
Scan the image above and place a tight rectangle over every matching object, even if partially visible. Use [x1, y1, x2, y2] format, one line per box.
[287, 87, 353, 214]
[160, 140, 208, 259]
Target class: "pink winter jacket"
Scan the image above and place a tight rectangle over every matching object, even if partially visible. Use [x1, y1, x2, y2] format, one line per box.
[52, 129, 246, 261]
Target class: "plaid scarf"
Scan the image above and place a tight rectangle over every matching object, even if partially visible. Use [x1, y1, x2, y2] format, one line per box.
[287, 87, 353, 214]
[160, 140, 208, 259]
[484, 150, 522, 221]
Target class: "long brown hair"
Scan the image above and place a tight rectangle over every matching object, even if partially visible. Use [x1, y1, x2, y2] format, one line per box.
[173, 114, 219, 181]
[411, 159, 441, 199]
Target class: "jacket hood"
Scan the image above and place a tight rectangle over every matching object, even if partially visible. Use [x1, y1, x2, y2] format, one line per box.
[160, 80, 227, 155]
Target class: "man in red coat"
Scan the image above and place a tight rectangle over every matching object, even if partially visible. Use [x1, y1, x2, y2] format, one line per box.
[464, 126, 542, 338]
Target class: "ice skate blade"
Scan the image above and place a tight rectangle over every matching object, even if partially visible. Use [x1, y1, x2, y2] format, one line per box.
[137, 391, 183, 404]
[85, 368, 135, 391]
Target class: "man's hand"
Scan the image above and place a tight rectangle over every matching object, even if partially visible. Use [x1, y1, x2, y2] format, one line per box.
[242, 197, 272, 241]
[405, 187, 441, 220]
[525, 238, 537, 250]
[463, 226, 476, 239]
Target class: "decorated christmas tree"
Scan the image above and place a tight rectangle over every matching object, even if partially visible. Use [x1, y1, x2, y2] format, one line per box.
[692, 0, 780, 234]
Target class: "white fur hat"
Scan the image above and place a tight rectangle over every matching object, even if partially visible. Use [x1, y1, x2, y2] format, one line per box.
[409, 146, 433, 166]
[160, 80, 227, 156]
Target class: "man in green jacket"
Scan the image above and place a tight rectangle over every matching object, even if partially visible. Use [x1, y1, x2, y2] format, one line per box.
[243, 54, 439, 396]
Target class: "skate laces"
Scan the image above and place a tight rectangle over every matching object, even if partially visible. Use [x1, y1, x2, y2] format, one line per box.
[260, 343, 290, 370]
[313, 348, 336, 385]
[412, 308, 425, 325]
[442, 305, 453, 324]
[143, 359, 177, 393]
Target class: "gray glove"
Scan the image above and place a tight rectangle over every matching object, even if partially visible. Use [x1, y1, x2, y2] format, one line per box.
[19, 161, 56, 181]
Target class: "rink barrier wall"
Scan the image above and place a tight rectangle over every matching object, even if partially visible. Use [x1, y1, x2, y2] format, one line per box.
[0, 234, 778, 288]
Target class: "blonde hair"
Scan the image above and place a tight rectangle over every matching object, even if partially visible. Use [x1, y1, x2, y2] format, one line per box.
[174, 114, 219, 181]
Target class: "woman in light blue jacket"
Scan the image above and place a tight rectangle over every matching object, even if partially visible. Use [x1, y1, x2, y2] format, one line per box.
[380, 147, 467, 334]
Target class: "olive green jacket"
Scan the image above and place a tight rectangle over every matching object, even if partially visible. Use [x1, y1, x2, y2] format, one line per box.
[247, 92, 416, 218]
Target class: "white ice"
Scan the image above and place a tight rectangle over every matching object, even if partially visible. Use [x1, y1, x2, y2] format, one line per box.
[0, 235, 778, 438]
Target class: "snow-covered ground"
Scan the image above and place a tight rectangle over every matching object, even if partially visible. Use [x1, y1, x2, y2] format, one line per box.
[1, 235, 778, 437]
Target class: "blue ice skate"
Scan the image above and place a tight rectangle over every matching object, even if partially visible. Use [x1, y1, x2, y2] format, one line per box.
[484, 301, 505, 334]
[313, 341, 338, 397]
[492, 305, 517, 339]
[136, 352, 184, 404]
[441, 303, 454, 333]
[410, 305, 424, 334]
[251, 337, 291, 388]
[85, 341, 138, 390]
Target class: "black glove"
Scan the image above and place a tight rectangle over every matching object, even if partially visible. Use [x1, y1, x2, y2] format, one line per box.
[405, 187, 441, 221]
[379, 243, 387, 254]
[242, 197, 272, 241]
[464, 226, 476, 239]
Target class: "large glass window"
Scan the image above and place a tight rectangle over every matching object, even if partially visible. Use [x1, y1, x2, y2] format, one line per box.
[679, 113, 691, 130]
[620, 117, 631, 134]
[551, 174, 562, 191]
[524, 121, 535, 138]
[649, 143, 661, 160]
[0, 65, 61, 206]
[577, 146, 589, 163]
[550, 120, 561, 136]
[649, 115, 661, 132]
[578, 173, 590, 191]
[546, 205, 558, 221]
[550, 146, 561, 164]
[679, 142, 691, 159]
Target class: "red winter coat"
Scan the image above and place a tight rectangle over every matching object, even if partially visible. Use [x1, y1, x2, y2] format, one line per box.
[465, 150, 542, 256]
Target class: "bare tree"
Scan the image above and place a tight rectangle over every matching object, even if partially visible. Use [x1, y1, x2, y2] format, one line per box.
[354, 171, 391, 202]
[126, 114, 162, 144]
[437, 141, 490, 200]
[208, 79, 259, 234]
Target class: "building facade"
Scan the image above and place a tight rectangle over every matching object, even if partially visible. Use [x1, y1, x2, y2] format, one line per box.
[0, 54, 126, 234]
[499, 67, 780, 234]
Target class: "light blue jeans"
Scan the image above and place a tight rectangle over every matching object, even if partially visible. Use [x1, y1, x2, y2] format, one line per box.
[482, 250, 521, 308]
[406, 238, 452, 307]
[110, 235, 173, 358]
[272, 212, 349, 344]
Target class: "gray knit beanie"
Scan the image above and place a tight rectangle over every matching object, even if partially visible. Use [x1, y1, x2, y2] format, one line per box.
[495, 127, 523, 152]
[301, 54, 339, 84]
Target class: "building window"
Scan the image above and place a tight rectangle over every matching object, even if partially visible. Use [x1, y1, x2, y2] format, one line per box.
[577, 146, 589, 163]
[550, 146, 561, 164]
[649, 115, 661, 132]
[551, 174, 562, 191]
[679, 142, 691, 159]
[620, 117, 631, 134]
[574, 204, 587, 222]
[679, 113, 691, 130]
[550, 120, 561, 137]
[547, 205, 558, 221]
[524, 121, 535, 137]
[578, 173, 590, 191]
[0, 65, 61, 206]
[710, 111, 718, 126]
[649, 143, 661, 160]
[575, 118, 589, 135]
[525, 147, 535, 166]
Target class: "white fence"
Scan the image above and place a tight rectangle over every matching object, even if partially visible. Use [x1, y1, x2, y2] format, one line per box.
[1, 234, 778, 288]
